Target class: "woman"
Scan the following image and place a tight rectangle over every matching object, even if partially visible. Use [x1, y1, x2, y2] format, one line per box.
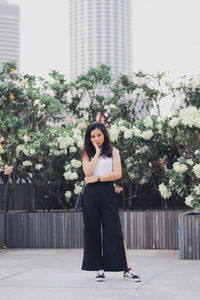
[81, 122, 141, 282]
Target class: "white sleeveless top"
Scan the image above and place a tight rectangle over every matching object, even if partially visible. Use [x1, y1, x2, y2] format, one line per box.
[92, 155, 113, 177]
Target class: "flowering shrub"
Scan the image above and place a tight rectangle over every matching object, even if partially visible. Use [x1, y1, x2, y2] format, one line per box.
[159, 106, 200, 211]
[159, 155, 200, 211]
[1, 62, 200, 211]
[109, 116, 167, 188]
[0, 123, 86, 209]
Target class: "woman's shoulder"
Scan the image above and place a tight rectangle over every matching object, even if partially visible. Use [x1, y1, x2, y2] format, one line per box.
[112, 147, 120, 154]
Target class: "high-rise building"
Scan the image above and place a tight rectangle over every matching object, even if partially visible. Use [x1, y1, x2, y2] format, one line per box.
[0, 0, 20, 68]
[69, 0, 132, 79]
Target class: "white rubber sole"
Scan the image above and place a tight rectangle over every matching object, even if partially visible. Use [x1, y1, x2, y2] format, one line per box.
[123, 277, 141, 282]
[95, 277, 105, 282]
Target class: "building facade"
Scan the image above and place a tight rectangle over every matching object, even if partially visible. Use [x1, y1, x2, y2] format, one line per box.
[69, 0, 132, 79]
[0, 0, 20, 68]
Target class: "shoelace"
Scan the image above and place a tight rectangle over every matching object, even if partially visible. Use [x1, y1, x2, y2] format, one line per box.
[97, 270, 104, 276]
[124, 271, 137, 277]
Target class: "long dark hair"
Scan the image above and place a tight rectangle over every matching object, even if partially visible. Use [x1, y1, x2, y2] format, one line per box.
[81, 122, 113, 160]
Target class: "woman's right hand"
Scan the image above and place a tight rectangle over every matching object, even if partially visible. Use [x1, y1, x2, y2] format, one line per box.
[92, 141, 101, 156]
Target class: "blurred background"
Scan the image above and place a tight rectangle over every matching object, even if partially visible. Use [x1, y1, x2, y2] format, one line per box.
[1, 0, 200, 79]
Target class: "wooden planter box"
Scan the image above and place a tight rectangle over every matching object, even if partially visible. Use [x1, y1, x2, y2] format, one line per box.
[1, 210, 187, 249]
[179, 211, 200, 259]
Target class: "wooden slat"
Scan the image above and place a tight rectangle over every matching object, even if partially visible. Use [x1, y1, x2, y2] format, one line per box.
[0, 213, 5, 247]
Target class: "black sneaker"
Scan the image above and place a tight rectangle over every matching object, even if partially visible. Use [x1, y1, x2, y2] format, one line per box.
[123, 270, 141, 282]
[95, 270, 105, 282]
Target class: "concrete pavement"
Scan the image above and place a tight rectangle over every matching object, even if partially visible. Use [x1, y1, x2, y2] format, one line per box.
[0, 248, 199, 300]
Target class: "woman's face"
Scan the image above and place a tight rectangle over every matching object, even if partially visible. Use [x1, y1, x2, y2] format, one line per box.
[90, 128, 104, 148]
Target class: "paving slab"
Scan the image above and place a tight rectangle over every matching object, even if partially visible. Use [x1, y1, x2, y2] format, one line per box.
[0, 249, 199, 300]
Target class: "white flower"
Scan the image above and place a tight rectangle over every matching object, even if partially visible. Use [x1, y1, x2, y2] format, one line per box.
[74, 185, 82, 195]
[179, 106, 200, 128]
[185, 195, 194, 207]
[16, 145, 25, 155]
[69, 146, 77, 153]
[70, 172, 78, 180]
[194, 184, 200, 195]
[186, 159, 194, 166]
[109, 126, 120, 142]
[46, 89, 55, 97]
[135, 145, 149, 155]
[71, 159, 82, 168]
[51, 149, 63, 156]
[20, 148, 35, 157]
[63, 171, 72, 179]
[34, 99, 41, 106]
[65, 191, 72, 199]
[64, 164, 70, 171]
[173, 162, 188, 174]
[57, 136, 74, 149]
[117, 120, 126, 126]
[169, 118, 180, 128]
[157, 116, 163, 122]
[72, 128, 81, 136]
[156, 123, 162, 132]
[23, 135, 30, 143]
[159, 183, 172, 199]
[127, 162, 132, 168]
[124, 129, 133, 139]
[143, 117, 153, 128]
[0, 144, 5, 154]
[0, 136, 4, 143]
[24, 149, 30, 156]
[23, 160, 32, 167]
[4, 165, 13, 175]
[126, 158, 132, 168]
[132, 126, 141, 137]
[119, 125, 127, 132]
[16, 145, 28, 156]
[139, 177, 149, 185]
[29, 149, 36, 156]
[194, 149, 200, 155]
[64, 171, 78, 180]
[35, 164, 43, 170]
[193, 164, 200, 178]
[33, 99, 45, 108]
[128, 172, 135, 179]
[141, 130, 153, 140]
[76, 137, 84, 148]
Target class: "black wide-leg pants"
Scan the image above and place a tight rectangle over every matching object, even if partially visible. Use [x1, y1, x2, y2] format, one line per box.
[81, 181, 128, 272]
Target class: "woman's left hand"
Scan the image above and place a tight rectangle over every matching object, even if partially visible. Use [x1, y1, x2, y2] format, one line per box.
[84, 176, 97, 184]
[113, 184, 123, 193]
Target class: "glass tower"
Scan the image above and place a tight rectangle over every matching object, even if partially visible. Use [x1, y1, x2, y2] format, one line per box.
[0, 0, 20, 68]
[70, 0, 132, 79]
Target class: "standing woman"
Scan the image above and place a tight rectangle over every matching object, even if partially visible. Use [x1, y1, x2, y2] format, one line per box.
[80, 122, 141, 282]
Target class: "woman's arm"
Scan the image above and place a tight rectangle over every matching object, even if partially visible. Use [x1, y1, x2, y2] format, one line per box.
[82, 142, 101, 176]
[82, 152, 100, 176]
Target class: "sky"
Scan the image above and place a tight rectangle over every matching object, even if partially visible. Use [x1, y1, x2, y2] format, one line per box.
[9, 0, 200, 80]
